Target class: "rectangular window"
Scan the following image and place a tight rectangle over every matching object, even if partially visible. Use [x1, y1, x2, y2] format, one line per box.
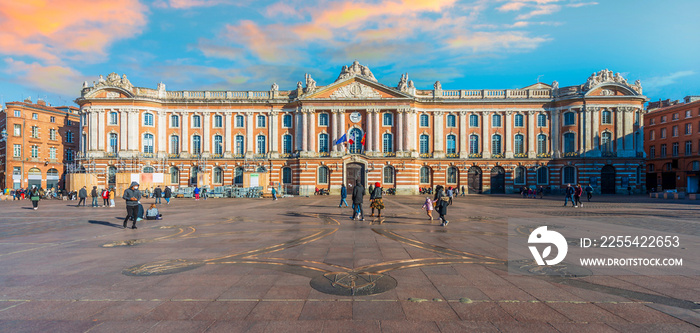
[50, 129, 56, 140]
[236, 116, 244, 128]
[672, 142, 679, 157]
[214, 115, 223, 128]
[66, 131, 74, 143]
[469, 115, 478, 127]
[686, 110, 692, 118]
[319, 114, 329, 126]
[31, 145, 39, 158]
[514, 114, 523, 127]
[673, 113, 679, 120]
[13, 124, 21, 136]
[492, 115, 502, 127]
[109, 112, 118, 125]
[193, 116, 201, 128]
[672, 125, 678, 137]
[660, 128, 666, 139]
[67, 120, 72, 126]
[660, 144, 667, 157]
[650, 130, 655, 140]
[650, 118, 655, 125]
[13, 144, 21, 157]
[257, 115, 266, 128]
[50, 116, 55, 123]
[49, 147, 57, 160]
[14, 110, 20, 117]
[649, 146, 655, 158]
[686, 123, 692, 135]
[661, 116, 666, 123]
[32, 113, 38, 120]
[686, 141, 692, 156]
[31, 126, 39, 138]
[171, 115, 179, 128]
[283, 115, 292, 128]
[66, 149, 73, 161]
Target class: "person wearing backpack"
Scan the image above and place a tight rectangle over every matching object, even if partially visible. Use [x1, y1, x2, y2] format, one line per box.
[30, 187, 41, 210]
[164, 186, 172, 204]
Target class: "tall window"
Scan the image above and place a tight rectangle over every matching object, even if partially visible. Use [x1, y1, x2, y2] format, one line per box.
[319, 113, 329, 126]
[257, 115, 266, 127]
[420, 166, 431, 184]
[49, 147, 56, 160]
[109, 112, 118, 125]
[170, 115, 179, 127]
[283, 134, 293, 154]
[563, 166, 576, 184]
[13, 124, 20, 136]
[491, 134, 502, 154]
[192, 135, 201, 154]
[672, 125, 678, 137]
[13, 110, 20, 117]
[602, 110, 612, 124]
[469, 114, 479, 127]
[192, 115, 201, 128]
[257, 135, 266, 154]
[213, 167, 223, 184]
[108, 166, 117, 185]
[283, 114, 292, 128]
[661, 144, 667, 157]
[170, 167, 179, 184]
[144, 113, 154, 126]
[447, 114, 456, 127]
[49, 128, 56, 140]
[649, 146, 656, 158]
[282, 167, 292, 184]
[318, 166, 329, 184]
[492, 114, 502, 127]
[563, 133, 576, 153]
[661, 128, 667, 139]
[601, 132, 612, 152]
[686, 123, 692, 135]
[31, 145, 39, 158]
[537, 167, 548, 185]
[143, 134, 154, 153]
[420, 114, 429, 127]
[537, 134, 547, 154]
[50, 116, 55, 123]
[109, 133, 118, 153]
[348, 128, 363, 154]
[514, 166, 526, 185]
[214, 135, 223, 155]
[469, 135, 479, 154]
[235, 115, 244, 127]
[383, 113, 393, 126]
[447, 167, 458, 184]
[383, 166, 395, 184]
[31, 126, 39, 138]
[13, 144, 21, 157]
[537, 114, 547, 127]
[383, 133, 393, 153]
[66, 149, 73, 161]
[420, 134, 429, 154]
[319, 133, 329, 153]
[514, 134, 524, 154]
[685, 141, 692, 156]
[234, 167, 244, 184]
[235, 135, 244, 155]
[564, 112, 575, 126]
[446, 134, 456, 154]
[514, 114, 524, 127]
[650, 130, 655, 140]
[672, 142, 679, 157]
[170, 135, 179, 154]
[213, 115, 223, 128]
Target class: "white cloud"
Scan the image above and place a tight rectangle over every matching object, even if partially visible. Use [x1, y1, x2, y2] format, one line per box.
[644, 71, 696, 90]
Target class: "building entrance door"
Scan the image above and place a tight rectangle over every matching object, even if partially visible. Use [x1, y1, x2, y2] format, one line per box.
[661, 172, 676, 190]
[601, 165, 616, 194]
[490, 166, 505, 194]
[345, 163, 365, 192]
[646, 173, 657, 192]
[467, 166, 482, 194]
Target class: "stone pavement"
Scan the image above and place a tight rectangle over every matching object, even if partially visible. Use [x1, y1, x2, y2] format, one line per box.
[0, 194, 698, 332]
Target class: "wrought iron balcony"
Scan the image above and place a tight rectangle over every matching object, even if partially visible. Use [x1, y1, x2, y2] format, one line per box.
[513, 153, 528, 158]
[419, 153, 433, 158]
[384, 152, 396, 157]
[564, 152, 580, 158]
[232, 154, 245, 158]
[536, 153, 551, 158]
[491, 153, 505, 159]
[469, 153, 482, 158]
[446, 153, 459, 159]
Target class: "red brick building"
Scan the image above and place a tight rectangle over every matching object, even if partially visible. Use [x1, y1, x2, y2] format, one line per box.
[644, 96, 700, 193]
[74, 65, 647, 195]
[0, 99, 80, 190]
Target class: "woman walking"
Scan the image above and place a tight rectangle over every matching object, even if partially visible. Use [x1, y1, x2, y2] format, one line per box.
[30, 187, 41, 210]
[574, 184, 584, 208]
[164, 186, 172, 204]
[370, 182, 384, 218]
[433, 185, 450, 226]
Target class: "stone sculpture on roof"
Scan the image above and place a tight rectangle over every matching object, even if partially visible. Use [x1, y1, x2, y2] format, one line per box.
[582, 69, 641, 94]
[335, 61, 378, 82]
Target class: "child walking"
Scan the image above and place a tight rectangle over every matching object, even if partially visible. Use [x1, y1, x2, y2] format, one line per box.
[421, 197, 434, 220]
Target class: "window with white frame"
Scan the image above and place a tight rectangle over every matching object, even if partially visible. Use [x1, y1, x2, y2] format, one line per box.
[319, 113, 329, 126]
[192, 115, 201, 128]
[31, 145, 39, 158]
[514, 114, 524, 127]
[213, 167, 223, 184]
[446, 134, 456, 154]
[419, 134, 429, 154]
[446, 114, 456, 128]
[32, 113, 38, 120]
[14, 110, 20, 117]
[563, 133, 576, 153]
[514, 134, 524, 154]
[214, 115, 223, 128]
[171, 115, 179, 127]
[49, 129, 56, 141]
[537, 134, 547, 154]
[383, 133, 393, 152]
[235, 135, 244, 155]
[383, 166, 394, 184]
[537, 113, 547, 127]
[143, 134, 154, 153]
[214, 135, 223, 155]
[109, 112, 118, 125]
[13, 124, 20, 136]
[564, 112, 575, 126]
[602, 110, 612, 124]
[13, 144, 21, 157]
[469, 114, 478, 127]
[283, 114, 292, 128]
[144, 113, 154, 126]
[31, 126, 39, 138]
[109, 133, 118, 153]
[257, 115, 266, 128]
[50, 116, 55, 123]
[170, 135, 179, 154]
[192, 135, 201, 154]
[283, 134, 292, 154]
[49, 147, 56, 160]
[469, 135, 479, 154]
[492, 114, 502, 127]
[319, 133, 329, 153]
[235, 115, 244, 127]
[257, 135, 266, 154]
[383, 113, 393, 126]
[491, 134, 502, 154]
[514, 166, 526, 185]
[420, 114, 429, 127]
[318, 166, 329, 184]
[447, 167, 458, 184]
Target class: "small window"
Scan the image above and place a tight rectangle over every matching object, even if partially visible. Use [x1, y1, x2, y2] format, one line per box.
[66, 131, 74, 143]
[661, 128, 667, 139]
[650, 118, 655, 125]
[537, 114, 547, 127]
[13, 124, 21, 136]
[171, 115, 179, 127]
[492, 114, 502, 127]
[685, 123, 692, 135]
[514, 114, 524, 127]
[672, 113, 679, 120]
[31, 145, 39, 158]
[14, 110, 20, 117]
[563, 112, 575, 126]
[192, 115, 201, 128]
[49, 128, 56, 141]
[383, 166, 395, 184]
[661, 144, 667, 157]
[672, 125, 678, 137]
[236, 115, 244, 127]
[318, 166, 329, 184]
[319, 113, 329, 126]
[283, 114, 292, 128]
[32, 113, 38, 120]
[686, 110, 692, 118]
[650, 130, 655, 140]
[661, 116, 667, 123]
[383, 113, 393, 126]
[192, 135, 201, 154]
[170, 135, 179, 154]
[257, 115, 266, 128]
[50, 116, 55, 123]
[469, 114, 478, 127]
[214, 115, 223, 128]
[514, 166, 526, 185]
[537, 167, 548, 185]
[446, 114, 456, 128]
[282, 167, 292, 184]
[685, 141, 692, 156]
[109, 112, 118, 125]
[420, 114, 429, 127]
[144, 113, 154, 126]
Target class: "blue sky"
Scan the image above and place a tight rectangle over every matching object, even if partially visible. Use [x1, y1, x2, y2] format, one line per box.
[1, 0, 698, 107]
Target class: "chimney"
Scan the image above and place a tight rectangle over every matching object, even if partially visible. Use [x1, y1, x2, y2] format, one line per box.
[24, 96, 31, 103]
[37, 98, 46, 106]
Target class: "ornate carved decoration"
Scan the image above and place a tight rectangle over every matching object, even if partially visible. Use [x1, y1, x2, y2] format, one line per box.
[330, 82, 381, 99]
[583, 69, 642, 95]
[335, 61, 377, 82]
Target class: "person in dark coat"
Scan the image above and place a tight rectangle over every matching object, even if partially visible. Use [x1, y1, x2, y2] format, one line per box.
[564, 184, 575, 207]
[433, 185, 450, 226]
[30, 187, 41, 210]
[77, 186, 87, 207]
[164, 186, 172, 204]
[122, 182, 142, 229]
[90, 186, 99, 207]
[153, 186, 163, 204]
[370, 182, 384, 218]
[351, 180, 365, 221]
[339, 184, 349, 208]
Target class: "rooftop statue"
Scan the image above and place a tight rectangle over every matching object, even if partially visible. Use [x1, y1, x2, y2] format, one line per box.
[335, 61, 378, 82]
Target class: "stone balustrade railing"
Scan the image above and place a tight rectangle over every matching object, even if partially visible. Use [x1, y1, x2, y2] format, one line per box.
[433, 89, 551, 100]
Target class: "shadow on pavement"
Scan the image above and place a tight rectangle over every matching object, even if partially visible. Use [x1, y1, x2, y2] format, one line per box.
[89, 220, 122, 228]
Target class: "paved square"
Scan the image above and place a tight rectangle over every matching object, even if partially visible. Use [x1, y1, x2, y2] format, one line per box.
[0, 195, 698, 332]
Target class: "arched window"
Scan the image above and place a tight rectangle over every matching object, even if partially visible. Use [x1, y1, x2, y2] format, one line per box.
[283, 114, 292, 128]
[563, 133, 575, 153]
[257, 115, 266, 127]
[319, 113, 329, 126]
[170, 115, 179, 127]
[170, 135, 179, 154]
[537, 114, 547, 127]
[492, 114, 502, 127]
[537, 134, 547, 154]
[420, 114, 429, 127]
[601, 132, 612, 152]
[109, 133, 118, 153]
[143, 113, 154, 126]
[514, 134, 524, 154]
[383, 113, 393, 126]
[564, 112, 575, 126]
[192, 135, 201, 154]
[283, 134, 293, 154]
[420, 134, 429, 154]
[318, 166, 329, 184]
[447, 114, 456, 127]
[235, 115, 244, 127]
[282, 167, 292, 184]
[143, 133, 154, 153]
[514, 166, 526, 185]
[491, 134, 502, 154]
[109, 112, 118, 125]
[602, 110, 612, 124]
[319, 133, 329, 153]
[257, 135, 266, 154]
[214, 115, 223, 128]
[235, 135, 244, 155]
[170, 167, 179, 184]
[469, 135, 479, 154]
[234, 167, 244, 184]
[383, 166, 395, 184]
[446, 134, 456, 154]
[383, 133, 393, 153]
[46, 168, 59, 189]
[108, 166, 117, 185]
[213, 135, 223, 155]
[143, 166, 154, 173]
[192, 115, 201, 128]
[469, 114, 478, 127]
[447, 167, 458, 184]
[562, 166, 576, 184]
[514, 114, 524, 127]
[213, 167, 223, 184]
[420, 166, 431, 184]
[537, 167, 548, 185]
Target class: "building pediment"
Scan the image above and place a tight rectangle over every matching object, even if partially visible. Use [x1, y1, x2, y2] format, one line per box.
[301, 77, 412, 100]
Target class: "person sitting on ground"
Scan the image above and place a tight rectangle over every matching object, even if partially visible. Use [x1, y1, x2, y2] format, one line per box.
[145, 204, 162, 220]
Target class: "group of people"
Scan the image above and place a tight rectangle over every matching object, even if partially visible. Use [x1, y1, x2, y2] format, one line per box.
[520, 186, 545, 199]
[421, 185, 452, 226]
[564, 183, 593, 207]
[122, 182, 165, 229]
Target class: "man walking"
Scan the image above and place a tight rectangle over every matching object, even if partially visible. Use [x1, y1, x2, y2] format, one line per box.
[153, 186, 162, 204]
[351, 180, 365, 221]
[339, 184, 349, 208]
[271, 187, 278, 200]
[90, 186, 99, 207]
[461, 185, 465, 196]
[564, 184, 575, 207]
[164, 186, 172, 204]
[122, 182, 142, 229]
[77, 186, 87, 207]
[585, 184, 593, 202]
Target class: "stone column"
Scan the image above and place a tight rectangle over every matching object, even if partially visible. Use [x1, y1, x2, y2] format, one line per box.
[505, 111, 513, 158]
[331, 110, 338, 152]
[397, 110, 404, 152]
[224, 113, 232, 157]
[307, 111, 316, 154]
[120, 109, 128, 152]
[551, 110, 560, 158]
[584, 107, 592, 155]
[270, 111, 279, 157]
[623, 107, 634, 153]
[591, 108, 600, 153]
[527, 111, 536, 157]
[459, 111, 468, 158]
[301, 110, 309, 152]
[180, 112, 189, 154]
[295, 110, 302, 151]
[409, 109, 418, 155]
[482, 111, 490, 158]
[97, 110, 105, 151]
[246, 111, 254, 156]
[127, 109, 139, 151]
[158, 110, 166, 154]
[339, 110, 346, 154]
[578, 108, 585, 155]
[89, 110, 98, 151]
[615, 108, 623, 153]
[366, 109, 374, 153]
[202, 112, 210, 154]
[433, 111, 444, 158]
[403, 110, 411, 153]
[374, 110, 381, 154]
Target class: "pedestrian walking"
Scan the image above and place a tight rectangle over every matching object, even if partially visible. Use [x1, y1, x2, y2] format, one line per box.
[421, 197, 434, 220]
[193, 186, 200, 200]
[164, 186, 172, 204]
[30, 187, 40, 210]
[122, 182, 142, 229]
[153, 186, 162, 204]
[433, 185, 450, 226]
[102, 188, 110, 207]
[370, 182, 384, 218]
[537, 186, 544, 199]
[574, 184, 584, 207]
[351, 180, 365, 221]
[564, 184, 575, 207]
[202, 187, 208, 200]
[461, 185, 465, 196]
[77, 186, 87, 207]
[339, 184, 349, 207]
[447, 186, 454, 205]
[91, 186, 99, 207]
[271, 187, 278, 200]
[109, 187, 116, 207]
[585, 184, 593, 202]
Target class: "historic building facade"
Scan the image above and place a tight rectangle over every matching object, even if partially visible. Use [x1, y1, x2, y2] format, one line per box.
[644, 96, 700, 193]
[0, 99, 80, 190]
[74, 63, 646, 195]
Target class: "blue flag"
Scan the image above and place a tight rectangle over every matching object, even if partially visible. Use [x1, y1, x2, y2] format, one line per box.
[334, 133, 347, 145]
